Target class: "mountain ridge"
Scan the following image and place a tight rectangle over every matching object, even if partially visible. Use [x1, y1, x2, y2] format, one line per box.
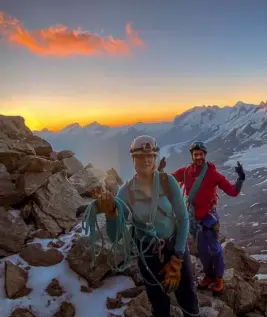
[34, 100, 266, 133]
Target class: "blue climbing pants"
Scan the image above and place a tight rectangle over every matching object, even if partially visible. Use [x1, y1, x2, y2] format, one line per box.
[196, 224, 225, 278]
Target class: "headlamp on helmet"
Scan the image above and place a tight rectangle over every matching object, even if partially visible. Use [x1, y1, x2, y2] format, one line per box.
[130, 135, 160, 156]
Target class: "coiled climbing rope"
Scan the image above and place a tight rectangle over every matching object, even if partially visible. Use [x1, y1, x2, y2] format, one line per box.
[82, 198, 200, 317]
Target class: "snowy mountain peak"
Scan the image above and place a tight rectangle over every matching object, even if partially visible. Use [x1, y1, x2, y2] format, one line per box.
[60, 123, 81, 133]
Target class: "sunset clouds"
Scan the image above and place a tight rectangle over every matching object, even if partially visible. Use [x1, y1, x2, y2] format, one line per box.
[0, 11, 143, 57]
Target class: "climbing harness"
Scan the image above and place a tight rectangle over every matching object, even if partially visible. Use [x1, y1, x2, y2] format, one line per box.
[82, 171, 200, 317]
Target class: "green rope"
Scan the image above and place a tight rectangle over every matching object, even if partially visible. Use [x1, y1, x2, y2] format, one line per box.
[82, 197, 200, 317]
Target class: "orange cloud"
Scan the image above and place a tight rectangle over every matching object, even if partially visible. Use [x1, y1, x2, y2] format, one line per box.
[0, 11, 143, 57]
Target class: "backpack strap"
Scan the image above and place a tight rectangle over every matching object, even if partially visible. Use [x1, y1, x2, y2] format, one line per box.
[159, 172, 171, 203]
[126, 177, 135, 206]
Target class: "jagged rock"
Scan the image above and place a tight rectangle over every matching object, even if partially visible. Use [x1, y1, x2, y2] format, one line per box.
[16, 171, 52, 196]
[124, 291, 153, 317]
[197, 292, 236, 317]
[68, 166, 107, 194]
[20, 243, 64, 266]
[10, 308, 35, 317]
[0, 164, 24, 205]
[80, 285, 93, 293]
[46, 278, 64, 296]
[30, 229, 54, 239]
[0, 115, 32, 139]
[105, 168, 124, 195]
[106, 295, 125, 309]
[16, 155, 62, 174]
[47, 239, 65, 249]
[219, 268, 259, 314]
[25, 135, 52, 157]
[61, 156, 83, 177]
[33, 171, 84, 236]
[5, 261, 31, 299]
[118, 286, 145, 298]
[0, 139, 35, 155]
[223, 241, 261, 278]
[66, 237, 123, 288]
[123, 259, 143, 286]
[249, 278, 267, 314]
[0, 149, 26, 173]
[53, 301, 75, 317]
[0, 209, 29, 256]
[57, 150, 75, 160]
[106, 168, 124, 185]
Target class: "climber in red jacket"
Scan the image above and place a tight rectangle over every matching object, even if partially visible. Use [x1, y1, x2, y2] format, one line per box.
[158, 141, 245, 295]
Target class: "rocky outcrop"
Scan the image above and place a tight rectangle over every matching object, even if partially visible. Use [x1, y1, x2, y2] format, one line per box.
[31, 171, 84, 235]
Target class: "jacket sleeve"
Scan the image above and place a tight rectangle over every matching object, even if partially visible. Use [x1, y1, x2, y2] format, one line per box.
[215, 171, 241, 197]
[167, 174, 189, 257]
[106, 184, 130, 242]
[171, 167, 186, 183]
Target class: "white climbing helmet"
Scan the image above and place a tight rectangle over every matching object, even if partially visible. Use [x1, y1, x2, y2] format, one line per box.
[130, 135, 160, 156]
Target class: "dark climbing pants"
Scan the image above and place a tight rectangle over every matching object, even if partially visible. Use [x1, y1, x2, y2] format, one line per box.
[196, 226, 225, 278]
[137, 240, 200, 317]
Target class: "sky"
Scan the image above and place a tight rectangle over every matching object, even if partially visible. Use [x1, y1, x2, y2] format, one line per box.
[0, 0, 267, 131]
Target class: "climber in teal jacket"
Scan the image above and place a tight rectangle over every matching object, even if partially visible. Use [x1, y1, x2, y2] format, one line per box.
[95, 135, 200, 317]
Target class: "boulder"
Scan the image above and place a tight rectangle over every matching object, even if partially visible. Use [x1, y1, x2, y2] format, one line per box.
[0, 115, 32, 139]
[0, 149, 26, 173]
[197, 292, 236, 317]
[220, 268, 259, 314]
[0, 164, 24, 206]
[223, 241, 260, 278]
[46, 278, 64, 296]
[66, 237, 123, 288]
[25, 135, 52, 157]
[123, 291, 154, 317]
[5, 261, 31, 299]
[16, 171, 52, 196]
[16, 155, 62, 174]
[61, 156, 83, 177]
[0, 209, 29, 257]
[20, 243, 64, 266]
[33, 171, 84, 236]
[57, 150, 75, 160]
[10, 308, 36, 317]
[68, 166, 107, 194]
[53, 301, 75, 317]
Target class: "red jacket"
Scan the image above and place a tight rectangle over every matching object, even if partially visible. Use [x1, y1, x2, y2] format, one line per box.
[172, 161, 239, 220]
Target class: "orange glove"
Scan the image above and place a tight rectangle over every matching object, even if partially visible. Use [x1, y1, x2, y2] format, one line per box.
[96, 190, 117, 219]
[160, 255, 183, 293]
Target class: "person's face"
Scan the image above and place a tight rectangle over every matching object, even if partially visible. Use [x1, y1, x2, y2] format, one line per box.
[132, 153, 156, 176]
[192, 149, 206, 166]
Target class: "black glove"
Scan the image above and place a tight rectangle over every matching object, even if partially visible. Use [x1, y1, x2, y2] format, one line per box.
[235, 161, 245, 180]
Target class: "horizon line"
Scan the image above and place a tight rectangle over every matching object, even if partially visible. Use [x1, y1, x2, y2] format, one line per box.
[32, 100, 265, 133]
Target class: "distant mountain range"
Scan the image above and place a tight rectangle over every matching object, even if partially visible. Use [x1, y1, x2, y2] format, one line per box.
[34, 100, 267, 178]
[34, 100, 267, 255]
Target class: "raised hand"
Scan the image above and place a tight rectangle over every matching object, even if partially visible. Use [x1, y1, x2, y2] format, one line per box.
[235, 161, 245, 180]
[96, 190, 117, 218]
